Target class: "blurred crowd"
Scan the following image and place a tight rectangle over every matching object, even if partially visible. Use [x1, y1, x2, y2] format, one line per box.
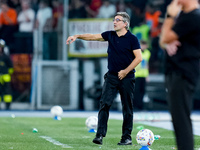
[0, 0, 63, 56]
[0, 0, 174, 72]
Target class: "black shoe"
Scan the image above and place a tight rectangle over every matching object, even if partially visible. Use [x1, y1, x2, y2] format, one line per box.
[117, 139, 132, 145]
[92, 135, 103, 145]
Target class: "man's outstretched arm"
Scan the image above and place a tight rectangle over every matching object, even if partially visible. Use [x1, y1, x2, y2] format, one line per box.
[66, 34, 105, 44]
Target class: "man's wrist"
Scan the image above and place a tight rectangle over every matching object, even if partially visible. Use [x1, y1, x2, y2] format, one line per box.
[166, 13, 175, 19]
[74, 35, 79, 39]
[162, 43, 168, 49]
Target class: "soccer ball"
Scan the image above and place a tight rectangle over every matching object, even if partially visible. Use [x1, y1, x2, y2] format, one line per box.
[50, 105, 63, 116]
[136, 129, 154, 146]
[85, 116, 98, 130]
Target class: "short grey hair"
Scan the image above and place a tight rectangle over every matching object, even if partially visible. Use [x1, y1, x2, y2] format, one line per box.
[115, 12, 130, 30]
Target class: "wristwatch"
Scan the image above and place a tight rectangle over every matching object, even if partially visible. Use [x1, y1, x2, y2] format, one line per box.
[166, 13, 175, 19]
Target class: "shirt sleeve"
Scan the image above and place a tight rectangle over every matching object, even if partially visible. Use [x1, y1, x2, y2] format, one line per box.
[131, 35, 141, 50]
[172, 12, 196, 39]
[101, 31, 110, 41]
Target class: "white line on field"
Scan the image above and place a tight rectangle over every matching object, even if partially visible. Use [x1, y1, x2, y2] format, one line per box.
[40, 136, 72, 148]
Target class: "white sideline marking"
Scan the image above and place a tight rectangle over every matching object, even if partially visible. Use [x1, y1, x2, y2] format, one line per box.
[40, 136, 72, 148]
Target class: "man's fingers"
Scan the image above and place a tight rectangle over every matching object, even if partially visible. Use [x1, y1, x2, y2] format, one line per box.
[167, 43, 179, 56]
[174, 40, 181, 46]
[66, 37, 75, 45]
[70, 39, 74, 44]
[66, 38, 71, 44]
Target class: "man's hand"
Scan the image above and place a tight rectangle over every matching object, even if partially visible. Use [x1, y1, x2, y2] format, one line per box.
[66, 35, 77, 44]
[167, 0, 182, 17]
[118, 70, 128, 80]
[165, 40, 181, 56]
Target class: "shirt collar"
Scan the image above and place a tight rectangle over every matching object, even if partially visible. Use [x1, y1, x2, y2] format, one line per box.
[115, 30, 130, 38]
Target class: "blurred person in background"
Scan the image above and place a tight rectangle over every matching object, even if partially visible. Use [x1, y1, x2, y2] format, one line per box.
[145, 3, 162, 39]
[35, 0, 52, 60]
[159, 0, 200, 149]
[68, 0, 87, 18]
[145, 3, 163, 73]
[67, 12, 142, 146]
[35, 0, 52, 31]
[97, 0, 116, 18]
[0, 39, 14, 110]
[7, 0, 21, 14]
[0, 0, 18, 53]
[117, 2, 132, 18]
[18, 0, 35, 32]
[17, 0, 35, 53]
[131, 22, 150, 43]
[85, 0, 102, 18]
[129, 4, 144, 29]
[52, 0, 63, 30]
[134, 40, 151, 110]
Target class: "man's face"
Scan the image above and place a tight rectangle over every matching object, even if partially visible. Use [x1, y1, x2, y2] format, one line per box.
[39, 2, 46, 9]
[113, 15, 127, 31]
[175, 0, 187, 6]
[1, 4, 8, 12]
[22, 2, 29, 10]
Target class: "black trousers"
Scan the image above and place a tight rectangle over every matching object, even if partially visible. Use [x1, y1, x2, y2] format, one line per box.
[166, 73, 196, 150]
[96, 72, 135, 140]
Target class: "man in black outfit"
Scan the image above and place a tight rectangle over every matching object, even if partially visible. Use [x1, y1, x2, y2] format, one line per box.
[66, 12, 142, 145]
[159, 0, 200, 150]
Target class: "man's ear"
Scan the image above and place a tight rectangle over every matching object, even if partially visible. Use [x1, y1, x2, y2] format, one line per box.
[124, 22, 128, 28]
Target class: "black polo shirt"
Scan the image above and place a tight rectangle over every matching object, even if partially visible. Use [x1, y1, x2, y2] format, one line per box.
[165, 9, 200, 85]
[101, 30, 141, 78]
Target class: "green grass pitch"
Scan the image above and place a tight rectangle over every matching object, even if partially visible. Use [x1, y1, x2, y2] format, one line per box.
[0, 117, 200, 150]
